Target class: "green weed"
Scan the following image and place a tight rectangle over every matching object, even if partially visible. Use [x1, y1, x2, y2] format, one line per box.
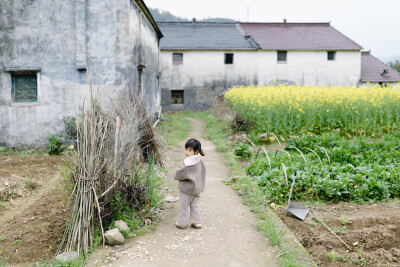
[327, 250, 337, 262]
[257, 219, 286, 246]
[341, 216, 352, 225]
[332, 226, 348, 232]
[0, 236, 5, 242]
[23, 177, 39, 189]
[11, 239, 21, 245]
[47, 135, 64, 155]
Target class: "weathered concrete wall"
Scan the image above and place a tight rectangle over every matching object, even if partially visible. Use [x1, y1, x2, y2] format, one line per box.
[160, 49, 361, 110]
[0, 0, 160, 146]
[160, 50, 259, 110]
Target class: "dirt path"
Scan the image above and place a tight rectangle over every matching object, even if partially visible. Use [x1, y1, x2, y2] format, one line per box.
[87, 118, 277, 266]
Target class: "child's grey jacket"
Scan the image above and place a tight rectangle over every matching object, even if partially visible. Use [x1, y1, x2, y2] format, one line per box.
[174, 154, 206, 196]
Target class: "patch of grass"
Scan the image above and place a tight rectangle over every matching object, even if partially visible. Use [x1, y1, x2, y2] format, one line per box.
[23, 177, 39, 189]
[0, 146, 46, 156]
[332, 226, 348, 232]
[157, 112, 191, 146]
[341, 216, 352, 225]
[327, 250, 337, 262]
[11, 239, 21, 245]
[256, 219, 286, 246]
[312, 217, 321, 223]
[0, 236, 5, 242]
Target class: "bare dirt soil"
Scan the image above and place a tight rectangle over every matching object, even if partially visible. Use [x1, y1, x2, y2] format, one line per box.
[0, 155, 67, 265]
[277, 201, 400, 266]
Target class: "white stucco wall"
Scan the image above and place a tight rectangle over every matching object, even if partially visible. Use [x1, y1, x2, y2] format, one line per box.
[257, 50, 361, 86]
[160, 50, 259, 91]
[160, 50, 361, 89]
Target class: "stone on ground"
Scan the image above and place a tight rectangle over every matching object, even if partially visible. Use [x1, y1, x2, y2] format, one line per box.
[114, 220, 130, 232]
[163, 195, 179, 202]
[55, 251, 79, 262]
[105, 228, 125, 245]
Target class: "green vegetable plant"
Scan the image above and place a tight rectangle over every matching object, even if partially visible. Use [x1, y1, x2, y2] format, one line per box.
[233, 142, 252, 159]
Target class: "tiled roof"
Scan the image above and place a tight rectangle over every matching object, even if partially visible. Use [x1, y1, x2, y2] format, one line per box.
[361, 51, 400, 83]
[239, 23, 363, 50]
[158, 22, 259, 50]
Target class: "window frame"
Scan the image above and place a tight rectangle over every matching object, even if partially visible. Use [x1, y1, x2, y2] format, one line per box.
[171, 89, 184, 105]
[224, 53, 234, 64]
[8, 69, 40, 106]
[327, 51, 336, 61]
[172, 53, 183, 65]
[277, 51, 287, 63]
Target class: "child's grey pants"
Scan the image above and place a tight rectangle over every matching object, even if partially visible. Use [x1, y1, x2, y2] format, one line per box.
[177, 191, 201, 226]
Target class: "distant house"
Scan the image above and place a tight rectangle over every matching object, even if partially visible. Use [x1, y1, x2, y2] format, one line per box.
[239, 22, 363, 86]
[158, 22, 259, 110]
[158, 21, 386, 111]
[0, 0, 162, 146]
[360, 51, 400, 87]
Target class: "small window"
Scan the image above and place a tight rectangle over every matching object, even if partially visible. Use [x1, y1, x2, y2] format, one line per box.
[173, 53, 183, 65]
[171, 90, 184, 104]
[224, 53, 234, 64]
[327, 51, 336, 61]
[277, 51, 287, 63]
[11, 73, 38, 102]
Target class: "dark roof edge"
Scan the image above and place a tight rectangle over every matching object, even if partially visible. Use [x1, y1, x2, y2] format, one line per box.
[157, 21, 237, 25]
[161, 48, 259, 51]
[136, 0, 163, 39]
[239, 22, 331, 25]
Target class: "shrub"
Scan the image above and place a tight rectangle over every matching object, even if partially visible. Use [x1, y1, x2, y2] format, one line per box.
[47, 135, 63, 155]
[63, 116, 78, 143]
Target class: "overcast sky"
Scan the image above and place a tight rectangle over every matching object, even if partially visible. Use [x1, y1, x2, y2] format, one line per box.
[145, 0, 400, 62]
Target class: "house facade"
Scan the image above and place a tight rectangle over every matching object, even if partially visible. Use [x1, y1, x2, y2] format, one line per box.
[0, 0, 162, 146]
[158, 22, 259, 110]
[158, 21, 370, 111]
[240, 23, 362, 87]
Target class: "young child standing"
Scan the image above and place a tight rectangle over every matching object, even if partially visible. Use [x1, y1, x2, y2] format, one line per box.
[174, 138, 206, 229]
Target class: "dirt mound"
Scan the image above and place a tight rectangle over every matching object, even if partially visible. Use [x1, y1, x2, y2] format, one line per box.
[0, 155, 67, 265]
[0, 187, 67, 264]
[277, 202, 400, 266]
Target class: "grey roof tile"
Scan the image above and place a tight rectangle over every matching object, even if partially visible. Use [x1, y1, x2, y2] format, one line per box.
[239, 22, 363, 50]
[158, 22, 259, 50]
[361, 51, 400, 83]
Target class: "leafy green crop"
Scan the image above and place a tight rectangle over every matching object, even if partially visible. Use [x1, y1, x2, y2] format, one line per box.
[233, 142, 253, 159]
[247, 132, 400, 204]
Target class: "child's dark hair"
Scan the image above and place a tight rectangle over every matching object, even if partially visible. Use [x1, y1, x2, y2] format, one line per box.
[185, 138, 205, 156]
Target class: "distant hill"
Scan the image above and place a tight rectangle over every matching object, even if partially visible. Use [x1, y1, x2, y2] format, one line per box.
[149, 8, 189, 22]
[382, 55, 400, 64]
[149, 8, 235, 23]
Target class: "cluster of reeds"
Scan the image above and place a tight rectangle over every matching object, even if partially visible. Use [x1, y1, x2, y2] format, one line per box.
[57, 86, 161, 256]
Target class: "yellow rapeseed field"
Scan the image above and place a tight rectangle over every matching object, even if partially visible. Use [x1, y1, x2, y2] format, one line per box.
[224, 84, 400, 136]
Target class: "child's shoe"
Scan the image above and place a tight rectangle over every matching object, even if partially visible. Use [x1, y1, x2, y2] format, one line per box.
[191, 223, 202, 229]
[175, 223, 188, 229]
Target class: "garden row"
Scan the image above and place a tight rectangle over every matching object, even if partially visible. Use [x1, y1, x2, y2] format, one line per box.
[243, 132, 400, 204]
